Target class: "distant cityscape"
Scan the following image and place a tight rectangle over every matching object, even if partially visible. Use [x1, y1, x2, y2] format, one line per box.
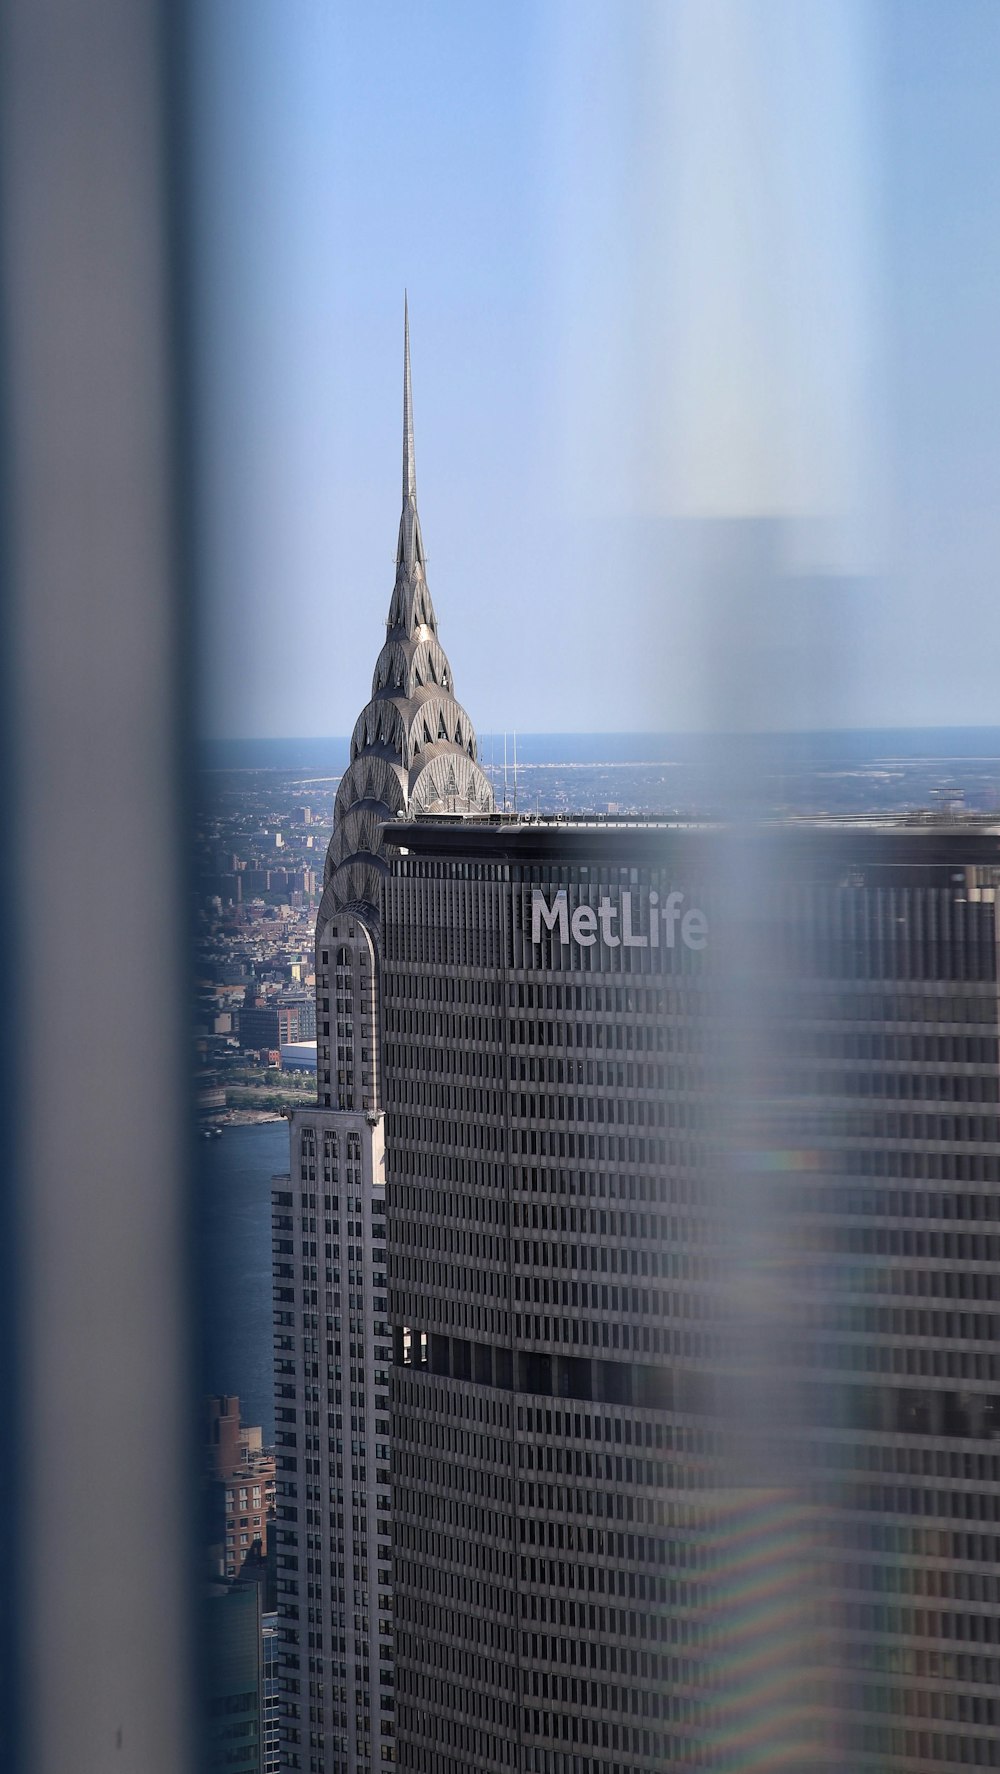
[196, 315, 1000, 1774]
[195, 727, 1000, 1131]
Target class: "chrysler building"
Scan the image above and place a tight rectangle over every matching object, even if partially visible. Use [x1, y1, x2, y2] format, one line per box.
[272, 303, 494, 1774]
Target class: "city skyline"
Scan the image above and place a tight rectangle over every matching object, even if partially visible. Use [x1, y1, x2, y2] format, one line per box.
[7, 7, 1000, 1772]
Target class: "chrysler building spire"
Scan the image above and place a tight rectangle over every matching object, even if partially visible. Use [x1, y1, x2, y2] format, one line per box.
[397, 293, 424, 572]
[318, 299, 495, 932]
[402, 293, 415, 502]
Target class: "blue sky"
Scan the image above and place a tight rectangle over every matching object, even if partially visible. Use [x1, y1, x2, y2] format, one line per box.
[192, 0, 1000, 739]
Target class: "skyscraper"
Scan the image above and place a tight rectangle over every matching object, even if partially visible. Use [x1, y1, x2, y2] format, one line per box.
[383, 814, 1000, 1774]
[273, 304, 495, 1774]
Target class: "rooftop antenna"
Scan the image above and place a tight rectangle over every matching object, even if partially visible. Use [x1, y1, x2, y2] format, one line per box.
[513, 729, 519, 815]
[503, 732, 508, 813]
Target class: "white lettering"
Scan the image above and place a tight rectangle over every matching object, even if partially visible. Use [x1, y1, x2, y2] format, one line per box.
[621, 890, 647, 949]
[529, 886, 708, 957]
[531, 888, 569, 944]
[660, 890, 684, 948]
[570, 904, 598, 946]
[597, 896, 620, 948]
[681, 907, 708, 951]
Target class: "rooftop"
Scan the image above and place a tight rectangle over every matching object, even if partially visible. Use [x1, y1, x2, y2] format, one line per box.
[382, 810, 1000, 869]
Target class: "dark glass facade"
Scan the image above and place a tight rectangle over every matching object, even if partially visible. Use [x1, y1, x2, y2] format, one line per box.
[384, 819, 1000, 1774]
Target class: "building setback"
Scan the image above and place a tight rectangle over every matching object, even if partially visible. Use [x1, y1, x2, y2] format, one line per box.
[273, 304, 494, 1774]
[383, 815, 1000, 1774]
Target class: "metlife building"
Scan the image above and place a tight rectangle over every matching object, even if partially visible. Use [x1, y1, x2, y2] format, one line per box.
[383, 812, 1000, 1774]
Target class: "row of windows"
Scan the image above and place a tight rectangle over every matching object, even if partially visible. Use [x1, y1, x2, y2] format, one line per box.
[809, 1183, 1000, 1216]
[844, 1562, 1000, 1605]
[387, 1040, 501, 1078]
[508, 979, 704, 1016]
[507, 1019, 680, 1053]
[791, 988, 999, 1025]
[845, 1640, 1000, 1684]
[794, 1348, 992, 1390]
[394, 1706, 514, 1770]
[841, 1483, 1000, 1522]
[390, 1112, 506, 1153]
[383, 969, 500, 1006]
[519, 1518, 700, 1578]
[830, 1227, 1000, 1260]
[510, 1129, 676, 1165]
[388, 962, 997, 1029]
[844, 1600, 1000, 1643]
[804, 1068, 1000, 1103]
[528, 1490, 721, 1557]
[393, 1555, 515, 1621]
[393, 1224, 506, 1261]
[818, 1304, 1000, 1342]
[387, 1152, 708, 1200]
[834, 1266, 1000, 1305]
[522, 1706, 700, 1763]
[391, 1080, 505, 1117]
[394, 1592, 515, 1655]
[842, 1521, 1000, 1561]
[850, 1722, 1000, 1768]
[799, 1030, 1000, 1063]
[513, 1203, 708, 1237]
[512, 1056, 698, 1085]
[397, 1337, 1000, 1452]
[513, 1240, 712, 1280]
[525, 1669, 712, 1720]
[395, 1520, 513, 1580]
[509, 1093, 686, 1130]
[396, 1666, 515, 1722]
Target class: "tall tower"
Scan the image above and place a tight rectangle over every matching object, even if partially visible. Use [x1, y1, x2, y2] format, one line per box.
[383, 816, 1000, 1774]
[273, 304, 494, 1774]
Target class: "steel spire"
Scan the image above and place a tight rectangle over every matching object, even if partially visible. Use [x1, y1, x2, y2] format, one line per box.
[403, 291, 416, 504]
[397, 293, 424, 571]
[321, 298, 495, 927]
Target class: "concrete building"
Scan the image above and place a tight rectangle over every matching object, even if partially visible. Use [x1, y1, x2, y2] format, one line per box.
[208, 1394, 277, 1584]
[241, 993, 316, 1053]
[273, 302, 494, 1774]
[382, 814, 1000, 1774]
[279, 999, 317, 1045]
[263, 1610, 281, 1774]
[207, 1393, 244, 1478]
[205, 1578, 264, 1774]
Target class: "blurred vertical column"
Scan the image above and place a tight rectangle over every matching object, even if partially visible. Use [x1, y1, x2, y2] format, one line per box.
[0, 3, 195, 1773]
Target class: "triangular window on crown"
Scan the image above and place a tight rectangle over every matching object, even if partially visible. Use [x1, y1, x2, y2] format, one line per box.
[423, 718, 433, 744]
[414, 666, 422, 688]
[455, 720, 462, 744]
[438, 711, 448, 740]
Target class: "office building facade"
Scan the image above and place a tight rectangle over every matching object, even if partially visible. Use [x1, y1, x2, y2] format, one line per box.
[273, 306, 494, 1774]
[384, 816, 1000, 1774]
